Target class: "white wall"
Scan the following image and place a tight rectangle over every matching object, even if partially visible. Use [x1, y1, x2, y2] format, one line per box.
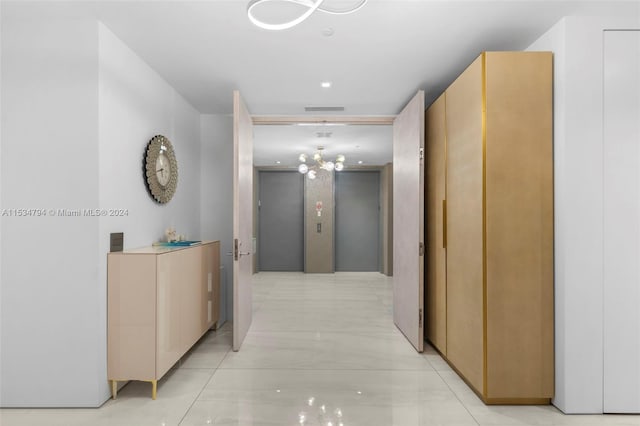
[0, 1, 5, 405]
[97, 22, 202, 403]
[0, 5, 202, 406]
[0, 8, 101, 407]
[602, 30, 640, 413]
[200, 115, 234, 326]
[98, 20, 202, 274]
[528, 16, 640, 414]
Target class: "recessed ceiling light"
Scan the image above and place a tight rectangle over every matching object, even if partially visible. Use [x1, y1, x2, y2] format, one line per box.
[358, 160, 363, 164]
[322, 27, 334, 37]
[276, 161, 281, 164]
[321, 81, 332, 89]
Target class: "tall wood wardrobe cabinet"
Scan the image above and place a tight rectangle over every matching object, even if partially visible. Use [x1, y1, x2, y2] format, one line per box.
[425, 51, 554, 404]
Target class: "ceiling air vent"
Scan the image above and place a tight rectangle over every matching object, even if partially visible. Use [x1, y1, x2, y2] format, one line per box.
[316, 132, 332, 138]
[304, 106, 345, 112]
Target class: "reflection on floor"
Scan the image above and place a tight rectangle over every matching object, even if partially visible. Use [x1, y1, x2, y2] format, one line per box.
[2, 272, 639, 425]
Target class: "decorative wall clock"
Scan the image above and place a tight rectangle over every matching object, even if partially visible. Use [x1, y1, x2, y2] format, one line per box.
[144, 135, 178, 204]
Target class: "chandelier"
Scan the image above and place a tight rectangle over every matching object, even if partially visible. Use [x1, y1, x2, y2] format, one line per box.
[298, 146, 345, 179]
[247, 0, 369, 31]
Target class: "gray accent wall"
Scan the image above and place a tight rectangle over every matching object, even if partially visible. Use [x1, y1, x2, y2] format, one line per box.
[258, 171, 304, 271]
[381, 163, 393, 276]
[304, 170, 334, 273]
[335, 171, 381, 271]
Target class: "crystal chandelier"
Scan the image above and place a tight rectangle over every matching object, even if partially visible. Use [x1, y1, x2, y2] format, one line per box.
[298, 146, 345, 179]
[247, 0, 369, 31]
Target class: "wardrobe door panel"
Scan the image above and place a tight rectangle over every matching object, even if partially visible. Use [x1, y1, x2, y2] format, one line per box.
[484, 52, 554, 400]
[425, 94, 447, 354]
[445, 55, 485, 392]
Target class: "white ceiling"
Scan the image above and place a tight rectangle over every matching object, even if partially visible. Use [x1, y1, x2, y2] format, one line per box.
[90, 0, 638, 114]
[253, 124, 392, 167]
[8, 0, 638, 166]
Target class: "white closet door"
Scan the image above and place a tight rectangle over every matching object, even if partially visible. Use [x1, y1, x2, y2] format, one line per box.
[603, 30, 640, 413]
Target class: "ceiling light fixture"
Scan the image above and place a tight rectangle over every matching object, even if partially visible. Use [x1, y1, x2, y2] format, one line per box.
[322, 27, 335, 37]
[247, 0, 368, 31]
[298, 146, 345, 179]
[321, 81, 332, 88]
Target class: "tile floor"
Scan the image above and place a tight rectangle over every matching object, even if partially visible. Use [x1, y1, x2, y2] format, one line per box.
[2, 272, 640, 426]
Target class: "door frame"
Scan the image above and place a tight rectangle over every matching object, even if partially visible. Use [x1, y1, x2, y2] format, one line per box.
[250, 115, 395, 276]
[244, 113, 427, 354]
[252, 116, 395, 126]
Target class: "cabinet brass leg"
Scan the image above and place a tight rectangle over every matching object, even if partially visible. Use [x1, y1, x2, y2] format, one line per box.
[111, 380, 117, 399]
[151, 380, 157, 400]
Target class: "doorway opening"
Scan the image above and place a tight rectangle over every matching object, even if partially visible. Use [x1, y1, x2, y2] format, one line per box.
[252, 121, 393, 275]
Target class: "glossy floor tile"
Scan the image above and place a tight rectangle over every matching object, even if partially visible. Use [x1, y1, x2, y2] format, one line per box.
[219, 330, 432, 371]
[183, 369, 478, 426]
[2, 272, 639, 426]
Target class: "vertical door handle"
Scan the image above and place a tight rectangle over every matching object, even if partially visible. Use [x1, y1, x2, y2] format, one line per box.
[234, 238, 251, 260]
[442, 200, 447, 249]
[234, 239, 239, 261]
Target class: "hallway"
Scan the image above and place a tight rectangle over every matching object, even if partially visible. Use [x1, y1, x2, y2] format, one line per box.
[2, 273, 639, 425]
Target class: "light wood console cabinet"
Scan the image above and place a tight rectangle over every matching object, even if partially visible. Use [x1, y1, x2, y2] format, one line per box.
[107, 241, 220, 399]
[425, 52, 554, 404]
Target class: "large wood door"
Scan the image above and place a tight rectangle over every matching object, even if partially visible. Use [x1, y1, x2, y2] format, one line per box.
[392, 90, 425, 352]
[232, 91, 253, 351]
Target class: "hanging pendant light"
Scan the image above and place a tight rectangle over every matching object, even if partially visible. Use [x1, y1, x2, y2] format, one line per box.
[247, 0, 369, 31]
[298, 146, 345, 177]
